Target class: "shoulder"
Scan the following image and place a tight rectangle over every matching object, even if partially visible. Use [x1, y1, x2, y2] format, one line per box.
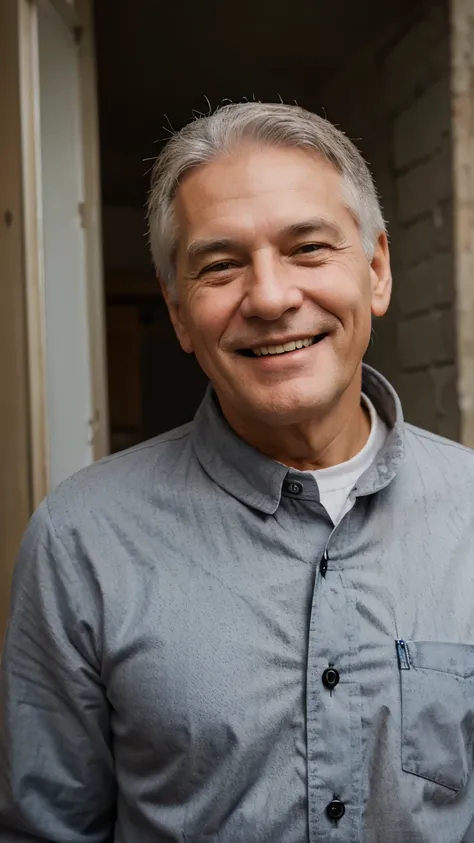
[404, 423, 474, 487]
[405, 423, 474, 462]
[45, 422, 195, 534]
[13, 422, 200, 624]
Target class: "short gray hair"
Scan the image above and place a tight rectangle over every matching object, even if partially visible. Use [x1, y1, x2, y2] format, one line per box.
[147, 102, 386, 296]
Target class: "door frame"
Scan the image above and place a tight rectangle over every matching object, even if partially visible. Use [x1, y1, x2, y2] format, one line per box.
[18, 0, 108, 507]
[0, 0, 32, 643]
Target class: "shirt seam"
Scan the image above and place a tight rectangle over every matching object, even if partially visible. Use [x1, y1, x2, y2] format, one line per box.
[406, 426, 474, 456]
[98, 429, 192, 467]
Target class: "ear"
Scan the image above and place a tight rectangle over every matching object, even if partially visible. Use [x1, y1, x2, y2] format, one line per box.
[370, 232, 392, 318]
[160, 278, 194, 354]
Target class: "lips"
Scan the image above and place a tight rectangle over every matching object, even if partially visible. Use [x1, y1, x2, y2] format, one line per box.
[238, 333, 329, 358]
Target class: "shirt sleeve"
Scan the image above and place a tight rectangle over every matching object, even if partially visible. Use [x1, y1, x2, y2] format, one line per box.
[0, 499, 116, 842]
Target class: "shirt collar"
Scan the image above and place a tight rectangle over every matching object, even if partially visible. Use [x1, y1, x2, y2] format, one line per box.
[191, 363, 406, 514]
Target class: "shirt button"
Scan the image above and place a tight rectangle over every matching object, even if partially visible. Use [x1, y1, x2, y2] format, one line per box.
[322, 667, 340, 690]
[326, 799, 345, 821]
[286, 481, 303, 495]
[319, 554, 328, 578]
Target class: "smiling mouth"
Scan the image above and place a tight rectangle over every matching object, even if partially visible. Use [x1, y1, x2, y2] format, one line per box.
[238, 333, 329, 358]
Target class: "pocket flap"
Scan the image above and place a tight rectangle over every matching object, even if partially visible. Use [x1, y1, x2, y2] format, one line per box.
[406, 641, 474, 678]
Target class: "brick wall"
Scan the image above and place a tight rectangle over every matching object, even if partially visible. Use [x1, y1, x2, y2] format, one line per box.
[388, 3, 458, 439]
[319, 0, 459, 438]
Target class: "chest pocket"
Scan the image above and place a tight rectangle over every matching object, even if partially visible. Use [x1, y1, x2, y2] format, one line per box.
[398, 640, 474, 792]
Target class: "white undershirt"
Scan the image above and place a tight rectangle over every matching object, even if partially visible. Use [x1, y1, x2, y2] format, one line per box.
[295, 394, 388, 526]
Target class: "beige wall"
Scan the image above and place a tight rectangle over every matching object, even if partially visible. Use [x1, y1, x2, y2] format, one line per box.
[0, 0, 32, 642]
[451, 0, 474, 449]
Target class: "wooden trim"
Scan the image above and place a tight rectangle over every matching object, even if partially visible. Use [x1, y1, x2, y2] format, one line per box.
[76, 0, 110, 460]
[0, 0, 32, 643]
[18, 0, 50, 506]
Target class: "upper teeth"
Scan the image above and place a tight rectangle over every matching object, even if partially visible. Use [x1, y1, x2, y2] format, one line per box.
[252, 337, 314, 356]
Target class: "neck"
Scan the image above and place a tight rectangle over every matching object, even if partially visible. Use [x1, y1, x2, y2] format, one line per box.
[219, 372, 371, 471]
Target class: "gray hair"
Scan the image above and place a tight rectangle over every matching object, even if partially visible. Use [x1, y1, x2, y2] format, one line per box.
[147, 102, 386, 296]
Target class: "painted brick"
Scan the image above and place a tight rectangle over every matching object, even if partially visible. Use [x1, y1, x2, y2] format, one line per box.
[385, 5, 448, 113]
[398, 313, 435, 369]
[398, 366, 460, 436]
[398, 370, 437, 430]
[398, 216, 435, 266]
[396, 261, 433, 315]
[433, 201, 454, 252]
[396, 252, 454, 316]
[398, 308, 455, 370]
[394, 76, 450, 170]
[433, 364, 459, 418]
[399, 201, 453, 267]
[434, 360, 461, 440]
[433, 252, 454, 306]
[397, 143, 452, 223]
[432, 309, 456, 364]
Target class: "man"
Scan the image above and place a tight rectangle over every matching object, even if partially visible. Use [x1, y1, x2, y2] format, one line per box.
[1, 102, 474, 843]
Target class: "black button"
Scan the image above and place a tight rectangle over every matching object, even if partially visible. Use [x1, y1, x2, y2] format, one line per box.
[326, 799, 345, 821]
[322, 667, 340, 690]
[285, 481, 303, 495]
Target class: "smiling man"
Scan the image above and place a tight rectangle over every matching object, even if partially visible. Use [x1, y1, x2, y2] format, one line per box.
[2, 103, 474, 843]
[161, 138, 388, 483]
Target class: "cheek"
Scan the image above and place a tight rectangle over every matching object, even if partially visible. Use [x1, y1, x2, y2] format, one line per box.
[183, 296, 231, 352]
[312, 284, 368, 328]
[308, 260, 368, 309]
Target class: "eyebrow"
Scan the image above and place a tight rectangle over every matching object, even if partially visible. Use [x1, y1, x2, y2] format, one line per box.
[186, 238, 236, 264]
[185, 217, 344, 265]
[280, 217, 344, 240]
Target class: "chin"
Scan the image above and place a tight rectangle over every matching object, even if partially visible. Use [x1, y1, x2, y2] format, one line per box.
[244, 386, 333, 427]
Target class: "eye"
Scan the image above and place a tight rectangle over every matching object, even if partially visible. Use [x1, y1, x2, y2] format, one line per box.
[293, 243, 325, 255]
[201, 260, 237, 275]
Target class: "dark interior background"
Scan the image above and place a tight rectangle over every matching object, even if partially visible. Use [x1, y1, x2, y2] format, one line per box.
[94, 0, 455, 451]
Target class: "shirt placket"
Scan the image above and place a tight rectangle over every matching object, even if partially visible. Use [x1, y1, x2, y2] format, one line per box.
[306, 509, 362, 843]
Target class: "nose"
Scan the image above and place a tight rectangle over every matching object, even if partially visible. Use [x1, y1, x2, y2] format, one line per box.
[240, 250, 304, 321]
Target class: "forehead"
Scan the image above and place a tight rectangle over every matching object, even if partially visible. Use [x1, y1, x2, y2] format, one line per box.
[174, 143, 352, 242]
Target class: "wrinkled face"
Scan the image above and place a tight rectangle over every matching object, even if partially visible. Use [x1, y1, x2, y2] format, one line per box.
[164, 143, 391, 427]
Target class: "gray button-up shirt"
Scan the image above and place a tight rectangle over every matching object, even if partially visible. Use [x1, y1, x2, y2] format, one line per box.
[2, 365, 474, 843]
